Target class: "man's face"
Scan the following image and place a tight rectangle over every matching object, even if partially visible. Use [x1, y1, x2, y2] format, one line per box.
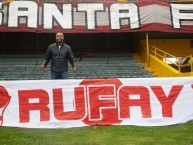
[56, 33, 64, 43]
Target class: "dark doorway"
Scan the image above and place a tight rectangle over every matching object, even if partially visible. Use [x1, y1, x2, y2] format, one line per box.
[0, 32, 136, 57]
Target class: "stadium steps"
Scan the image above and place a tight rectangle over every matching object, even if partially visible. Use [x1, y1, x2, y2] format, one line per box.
[132, 54, 158, 77]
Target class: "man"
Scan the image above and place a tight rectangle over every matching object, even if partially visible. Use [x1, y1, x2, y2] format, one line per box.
[40, 32, 77, 79]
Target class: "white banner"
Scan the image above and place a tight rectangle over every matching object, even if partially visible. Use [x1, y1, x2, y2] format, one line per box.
[0, 77, 193, 128]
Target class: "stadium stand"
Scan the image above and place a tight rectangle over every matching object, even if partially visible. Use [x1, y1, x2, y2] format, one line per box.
[0, 54, 154, 80]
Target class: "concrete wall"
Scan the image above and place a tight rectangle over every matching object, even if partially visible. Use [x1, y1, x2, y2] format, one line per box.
[148, 39, 193, 56]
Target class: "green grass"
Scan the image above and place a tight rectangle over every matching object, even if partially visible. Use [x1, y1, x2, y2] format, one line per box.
[0, 121, 193, 145]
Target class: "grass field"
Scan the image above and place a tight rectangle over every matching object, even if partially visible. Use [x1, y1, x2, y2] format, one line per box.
[0, 121, 193, 145]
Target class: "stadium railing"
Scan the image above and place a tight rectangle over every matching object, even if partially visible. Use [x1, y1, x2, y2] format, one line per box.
[150, 45, 193, 73]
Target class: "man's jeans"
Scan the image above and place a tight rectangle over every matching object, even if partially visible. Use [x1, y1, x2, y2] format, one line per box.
[51, 71, 68, 79]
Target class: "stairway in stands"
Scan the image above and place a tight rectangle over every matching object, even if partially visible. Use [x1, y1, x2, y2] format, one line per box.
[0, 54, 154, 80]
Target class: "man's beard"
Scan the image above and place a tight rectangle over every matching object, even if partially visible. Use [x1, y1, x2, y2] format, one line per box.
[56, 39, 63, 43]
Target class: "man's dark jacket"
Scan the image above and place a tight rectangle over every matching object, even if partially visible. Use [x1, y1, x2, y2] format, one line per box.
[43, 43, 75, 72]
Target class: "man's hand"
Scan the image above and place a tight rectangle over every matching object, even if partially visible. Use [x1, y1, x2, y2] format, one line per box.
[40, 64, 45, 70]
[73, 66, 78, 73]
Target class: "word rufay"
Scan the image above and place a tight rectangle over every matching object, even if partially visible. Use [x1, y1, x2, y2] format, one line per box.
[18, 83, 183, 125]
